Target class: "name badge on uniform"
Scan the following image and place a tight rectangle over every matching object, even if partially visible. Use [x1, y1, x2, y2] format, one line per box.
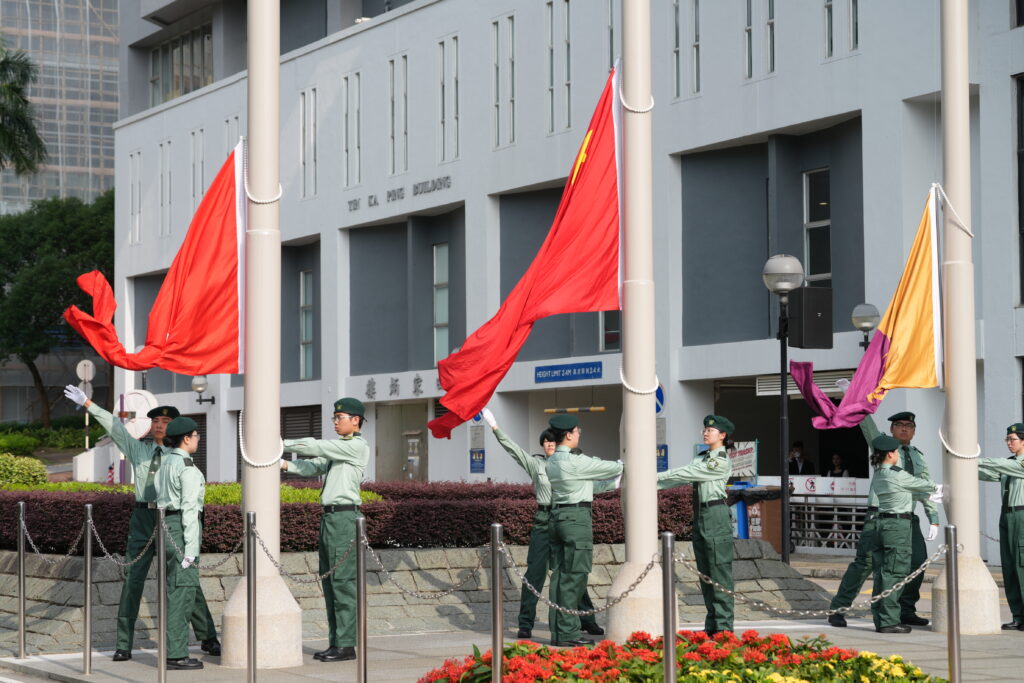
[707, 458, 719, 470]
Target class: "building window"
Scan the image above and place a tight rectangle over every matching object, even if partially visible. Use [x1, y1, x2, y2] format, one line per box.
[190, 128, 204, 210]
[224, 115, 239, 157]
[129, 150, 141, 244]
[804, 169, 831, 288]
[438, 36, 460, 162]
[673, 0, 681, 98]
[744, 0, 753, 79]
[824, 0, 834, 58]
[299, 270, 314, 380]
[692, 0, 701, 93]
[388, 55, 409, 174]
[492, 21, 501, 146]
[600, 311, 621, 352]
[1017, 0, 1024, 28]
[149, 24, 213, 107]
[546, 1, 555, 133]
[563, 0, 572, 129]
[433, 243, 449, 366]
[300, 87, 317, 198]
[766, 0, 775, 73]
[159, 140, 171, 236]
[508, 16, 516, 143]
[342, 72, 361, 186]
[850, 0, 859, 49]
[492, 15, 516, 147]
[1018, 76, 1024, 302]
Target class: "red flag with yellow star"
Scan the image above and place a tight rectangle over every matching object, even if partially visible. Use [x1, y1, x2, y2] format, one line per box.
[429, 70, 621, 439]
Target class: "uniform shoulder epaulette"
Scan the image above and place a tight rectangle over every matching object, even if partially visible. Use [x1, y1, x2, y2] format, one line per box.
[532, 453, 546, 460]
[570, 448, 583, 455]
[182, 457, 195, 467]
[890, 465, 903, 472]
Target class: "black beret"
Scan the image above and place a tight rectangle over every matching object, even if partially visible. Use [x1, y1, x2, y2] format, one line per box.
[147, 405, 180, 419]
[334, 397, 365, 417]
[872, 435, 900, 452]
[888, 411, 916, 424]
[549, 414, 579, 431]
[704, 414, 735, 434]
[166, 416, 199, 438]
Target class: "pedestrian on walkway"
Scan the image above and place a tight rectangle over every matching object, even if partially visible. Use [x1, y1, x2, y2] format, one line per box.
[544, 414, 623, 647]
[656, 414, 735, 635]
[867, 434, 943, 634]
[156, 416, 209, 670]
[62, 386, 220, 661]
[280, 397, 369, 662]
[978, 422, 1024, 631]
[480, 408, 607, 640]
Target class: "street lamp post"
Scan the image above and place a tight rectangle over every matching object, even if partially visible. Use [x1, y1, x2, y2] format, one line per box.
[762, 254, 804, 564]
[850, 303, 880, 351]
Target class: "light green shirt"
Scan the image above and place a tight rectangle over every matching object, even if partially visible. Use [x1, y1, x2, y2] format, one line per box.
[493, 429, 551, 505]
[869, 463, 938, 515]
[283, 433, 369, 506]
[861, 416, 939, 523]
[545, 445, 623, 505]
[979, 453, 1024, 508]
[656, 446, 731, 502]
[155, 448, 205, 558]
[87, 402, 167, 502]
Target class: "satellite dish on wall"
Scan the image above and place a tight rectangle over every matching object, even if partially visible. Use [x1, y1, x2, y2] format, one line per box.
[122, 390, 158, 439]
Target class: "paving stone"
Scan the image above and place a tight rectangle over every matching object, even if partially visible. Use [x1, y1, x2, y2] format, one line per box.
[755, 559, 801, 578]
[732, 560, 760, 581]
[375, 550, 418, 572]
[446, 548, 482, 568]
[416, 549, 448, 569]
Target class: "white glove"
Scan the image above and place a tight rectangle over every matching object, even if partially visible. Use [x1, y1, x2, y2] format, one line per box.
[64, 384, 87, 406]
[926, 525, 939, 542]
[480, 408, 497, 430]
[611, 474, 622, 489]
[928, 483, 945, 503]
[181, 556, 194, 569]
[835, 378, 851, 394]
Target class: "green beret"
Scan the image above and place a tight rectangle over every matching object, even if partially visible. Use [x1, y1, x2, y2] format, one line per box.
[703, 414, 735, 434]
[872, 435, 900, 452]
[166, 416, 199, 438]
[147, 405, 180, 419]
[1008, 424, 1024, 436]
[549, 414, 579, 431]
[888, 411, 916, 424]
[333, 397, 365, 417]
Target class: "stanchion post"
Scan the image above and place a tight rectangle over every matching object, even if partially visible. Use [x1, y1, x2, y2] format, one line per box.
[945, 525, 961, 683]
[157, 507, 167, 683]
[356, 516, 368, 683]
[661, 532, 676, 683]
[83, 504, 93, 674]
[17, 501, 26, 659]
[246, 511, 257, 683]
[490, 523, 503, 683]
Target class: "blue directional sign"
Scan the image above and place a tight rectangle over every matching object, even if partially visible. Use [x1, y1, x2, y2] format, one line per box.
[655, 384, 665, 414]
[470, 448, 485, 473]
[656, 444, 668, 472]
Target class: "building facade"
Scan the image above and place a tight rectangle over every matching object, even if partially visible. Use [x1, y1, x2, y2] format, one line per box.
[112, 0, 1024, 562]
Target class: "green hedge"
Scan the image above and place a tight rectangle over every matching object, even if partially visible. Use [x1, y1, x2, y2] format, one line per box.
[0, 420, 104, 451]
[0, 453, 47, 486]
[0, 434, 40, 457]
[0, 481, 383, 505]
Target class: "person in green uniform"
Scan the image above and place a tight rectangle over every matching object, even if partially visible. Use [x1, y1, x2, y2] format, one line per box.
[857, 411, 938, 627]
[480, 409, 608, 640]
[657, 414, 735, 635]
[62, 386, 220, 661]
[826, 492, 880, 628]
[978, 422, 1024, 630]
[156, 416, 207, 669]
[867, 434, 943, 633]
[544, 414, 623, 647]
[279, 397, 369, 662]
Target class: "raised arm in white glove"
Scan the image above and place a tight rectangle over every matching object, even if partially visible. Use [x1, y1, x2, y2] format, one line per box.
[928, 483, 944, 503]
[926, 524, 939, 541]
[480, 408, 497, 430]
[835, 378, 851, 394]
[63, 384, 87, 407]
[181, 556, 194, 569]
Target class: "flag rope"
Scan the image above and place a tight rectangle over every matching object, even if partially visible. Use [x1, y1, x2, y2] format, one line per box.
[937, 428, 981, 460]
[619, 364, 659, 395]
[933, 182, 974, 238]
[618, 86, 654, 114]
[240, 136, 283, 205]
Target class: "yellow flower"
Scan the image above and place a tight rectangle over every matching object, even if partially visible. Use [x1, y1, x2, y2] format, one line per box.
[860, 677, 870, 683]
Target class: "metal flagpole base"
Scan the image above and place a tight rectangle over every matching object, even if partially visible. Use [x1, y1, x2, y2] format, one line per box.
[605, 561, 664, 642]
[222, 574, 303, 668]
[932, 554, 1000, 634]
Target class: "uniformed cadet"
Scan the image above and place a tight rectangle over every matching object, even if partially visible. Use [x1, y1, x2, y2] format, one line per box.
[867, 434, 943, 634]
[544, 414, 623, 647]
[279, 397, 369, 662]
[826, 489, 880, 628]
[480, 409, 607, 640]
[657, 414, 735, 635]
[977, 422, 1024, 631]
[156, 416, 208, 669]
[62, 386, 220, 661]
[858, 411, 937, 627]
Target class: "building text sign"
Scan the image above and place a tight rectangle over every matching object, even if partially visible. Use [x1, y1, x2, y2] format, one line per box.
[534, 362, 603, 383]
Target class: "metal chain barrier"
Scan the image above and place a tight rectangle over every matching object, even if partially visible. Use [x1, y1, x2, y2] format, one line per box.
[361, 530, 486, 599]
[157, 517, 249, 571]
[673, 544, 950, 618]
[500, 541, 659, 616]
[19, 514, 86, 566]
[981, 531, 1001, 543]
[88, 517, 160, 568]
[250, 523, 356, 583]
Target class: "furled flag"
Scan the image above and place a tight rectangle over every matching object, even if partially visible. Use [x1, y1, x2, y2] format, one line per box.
[791, 186, 942, 429]
[63, 140, 246, 374]
[428, 69, 622, 439]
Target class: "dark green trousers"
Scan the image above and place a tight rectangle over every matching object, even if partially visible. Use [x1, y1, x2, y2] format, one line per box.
[692, 503, 733, 633]
[899, 513, 927, 618]
[518, 508, 599, 632]
[1000, 509, 1024, 620]
[321, 510, 359, 648]
[871, 517, 912, 629]
[164, 514, 200, 659]
[548, 506, 593, 642]
[829, 513, 878, 610]
[116, 508, 217, 650]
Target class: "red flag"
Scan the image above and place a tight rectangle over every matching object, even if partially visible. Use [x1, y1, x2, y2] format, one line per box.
[428, 71, 621, 439]
[64, 140, 246, 374]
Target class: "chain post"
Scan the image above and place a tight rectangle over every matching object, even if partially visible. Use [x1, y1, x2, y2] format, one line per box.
[246, 511, 256, 683]
[356, 516, 368, 683]
[157, 508, 167, 683]
[491, 524, 504, 683]
[661, 532, 675, 683]
[17, 501, 26, 659]
[946, 526, 961, 683]
[83, 504, 93, 674]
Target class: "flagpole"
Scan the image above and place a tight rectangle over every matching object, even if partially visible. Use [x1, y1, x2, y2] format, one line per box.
[931, 0, 999, 635]
[221, 0, 303, 666]
[606, 0, 663, 641]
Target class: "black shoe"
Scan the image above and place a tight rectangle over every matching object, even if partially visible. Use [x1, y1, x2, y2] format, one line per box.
[828, 614, 847, 628]
[581, 623, 605, 636]
[318, 646, 356, 662]
[112, 649, 132, 662]
[901, 614, 929, 626]
[516, 628, 532, 639]
[313, 647, 333, 659]
[166, 657, 204, 670]
[1001, 621, 1024, 631]
[551, 638, 594, 647]
[201, 638, 221, 656]
[876, 625, 912, 634]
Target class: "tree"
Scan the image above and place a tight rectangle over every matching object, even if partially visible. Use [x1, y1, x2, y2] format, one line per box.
[0, 190, 114, 426]
[0, 38, 47, 174]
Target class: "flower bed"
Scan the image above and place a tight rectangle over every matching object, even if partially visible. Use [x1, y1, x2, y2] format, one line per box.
[418, 630, 944, 682]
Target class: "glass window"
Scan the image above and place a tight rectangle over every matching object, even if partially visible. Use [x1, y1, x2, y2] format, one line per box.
[300, 270, 314, 380]
[804, 169, 831, 287]
[744, 0, 753, 79]
[433, 243, 450, 365]
[825, 0, 834, 58]
[601, 310, 621, 352]
[850, 0, 859, 49]
[766, 0, 775, 74]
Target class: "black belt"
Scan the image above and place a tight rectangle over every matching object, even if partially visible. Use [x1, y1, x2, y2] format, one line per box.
[699, 499, 726, 508]
[1006, 505, 1024, 512]
[879, 512, 913, 520]
[537, 505, 552, 512]
[135, 502, 157, 509]
[323, 504, 359, 513]
[164, 510, 181, 516]
[553, 502, 592, 509]
[866, 506, 879, 512]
